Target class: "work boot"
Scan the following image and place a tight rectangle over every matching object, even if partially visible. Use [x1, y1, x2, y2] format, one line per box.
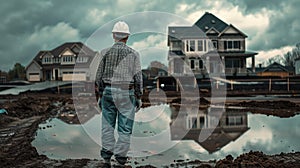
[103, 159, 111, 168]
[115, 156, 127, 167]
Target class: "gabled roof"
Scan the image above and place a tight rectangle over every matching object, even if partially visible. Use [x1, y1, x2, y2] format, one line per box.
[32, 42, 97, 67]
[168, 26, 206, 39]
[33, 51, 47, 66]
[263, 62, 294, 72]
[25, 60, 42, 71]
[50, 42, 96, 57]
[59, 47, 76, 57]
[168, 26, 206, 46]
[168, 12, 248, 41]
[206, 27, 220, 34]
[194, 12, 228, 33]
[197, 127, 249, 154]
[219, 24, 247, 37]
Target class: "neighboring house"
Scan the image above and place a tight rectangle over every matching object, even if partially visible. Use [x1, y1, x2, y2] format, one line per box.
[170, 106, 249, 153]
[167, 12, 257, 77]
[0, 71, 8, 83]
[143, 62, 168, 79]
[26, 42, 99, 82]
[295, 58, 300, 75]
[256, 62, 294, 78]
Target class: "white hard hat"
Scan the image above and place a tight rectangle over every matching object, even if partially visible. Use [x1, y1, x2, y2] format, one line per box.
[112, 21, 130, 35]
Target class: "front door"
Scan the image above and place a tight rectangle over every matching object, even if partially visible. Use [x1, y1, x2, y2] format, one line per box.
[45, 70, 52, 81]
[54, 69, 59, 80]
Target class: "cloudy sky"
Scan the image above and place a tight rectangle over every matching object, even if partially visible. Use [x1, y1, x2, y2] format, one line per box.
[1, 0, 299, 71]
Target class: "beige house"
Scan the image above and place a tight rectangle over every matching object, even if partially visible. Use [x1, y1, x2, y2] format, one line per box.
[26, 42, 100, 82]
[256, 62, 294, 78]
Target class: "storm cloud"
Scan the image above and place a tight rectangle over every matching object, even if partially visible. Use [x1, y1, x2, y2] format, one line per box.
[0, 0, 299, 71]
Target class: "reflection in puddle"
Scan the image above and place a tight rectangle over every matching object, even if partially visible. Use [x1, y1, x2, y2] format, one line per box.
[170, 106, 250, 154]
[32, 104, 300, 167]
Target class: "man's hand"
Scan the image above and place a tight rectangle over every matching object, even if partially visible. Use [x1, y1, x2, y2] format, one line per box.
[135, 99, 142, 112]
[98, 97, 102, 110]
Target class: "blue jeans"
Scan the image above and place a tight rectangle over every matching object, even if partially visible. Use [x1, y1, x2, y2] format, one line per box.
[100, 86, 136, 160]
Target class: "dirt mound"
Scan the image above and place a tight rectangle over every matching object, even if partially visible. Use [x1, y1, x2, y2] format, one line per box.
[216, 151, 300, 167]
[0, 96, 73, 119]
[171, 97, 210, 106]
[229, 100, 300, 118]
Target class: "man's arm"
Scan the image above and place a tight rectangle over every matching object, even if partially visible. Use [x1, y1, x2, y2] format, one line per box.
[95, 51, 106, 96]
[133, 52, 143, 99]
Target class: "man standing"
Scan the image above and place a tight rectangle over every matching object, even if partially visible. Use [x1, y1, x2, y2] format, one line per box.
[95, 21, 143, 167]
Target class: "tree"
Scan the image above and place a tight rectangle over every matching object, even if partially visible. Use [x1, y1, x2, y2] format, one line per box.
[8, 63, 26, 81]
[283, 43, 300, 67]
[265, 43, 300, 67]
[264, 55, 283, 66]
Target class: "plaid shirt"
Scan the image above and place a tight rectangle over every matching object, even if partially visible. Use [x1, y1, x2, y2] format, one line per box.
[95, 42, 143, 98]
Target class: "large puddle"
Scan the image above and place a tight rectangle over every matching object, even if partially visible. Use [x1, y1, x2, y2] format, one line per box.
[32, 105, 300, 167]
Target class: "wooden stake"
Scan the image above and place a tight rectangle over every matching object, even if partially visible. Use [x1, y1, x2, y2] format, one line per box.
[157, 78, 159, 92]
[287, 77, 290, 91]
[269, 79, 272, 92]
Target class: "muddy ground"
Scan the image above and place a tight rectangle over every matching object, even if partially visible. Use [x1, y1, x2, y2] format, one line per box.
[0, 93, 300, 167]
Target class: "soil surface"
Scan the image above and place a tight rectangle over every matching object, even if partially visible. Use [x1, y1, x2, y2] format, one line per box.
[0, 93, 299, 167]
[228, 100, 300, 118]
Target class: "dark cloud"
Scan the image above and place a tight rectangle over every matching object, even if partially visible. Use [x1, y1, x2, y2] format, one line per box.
[229, 0, 283, 13]
[1, 0, 300, 71]
[230, 0, 300, 50]
[0, 0, 179, 71]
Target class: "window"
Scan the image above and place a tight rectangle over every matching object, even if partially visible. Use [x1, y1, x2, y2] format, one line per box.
[187, 115, 207, 129]
[171, 41, 182, 50]
[199, 59, 204, 69]
[224, 40, 241, 50]
[63, 71, 73, 74]
[191, 117, 197, 129]
[190, 59, 195, 69]
[212, 40, 218, 49]
[226, 116, 243, 126]
[225, 59, 241, 68]
[62, 56, 74, 63]
[42, 56, 52, 64]
[234, 41, 240, 49]
[186, 39, 207, 52]
[197, 39, 206, 52]
[197, 40, 203, 51]
[76, 57, 89, 63]
[53, 58, 60, 63]
[199, 116, 205, 128]
[189, 40, 195, 51]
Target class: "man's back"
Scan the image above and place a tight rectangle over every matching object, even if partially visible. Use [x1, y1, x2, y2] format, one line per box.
[100, 42, 138, 84]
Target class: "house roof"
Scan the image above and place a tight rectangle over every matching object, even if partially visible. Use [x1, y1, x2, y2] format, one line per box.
[250, 62, 294, 73]
[180, 126, 249, 154]
[168, 50, 257, 58]
[219, 24, 247, 37]
[194, 12, 228, 33]
[218, 51, 258, 57]
[263, 62, 294, 72]
[50, 42, 96, 57]
[25, 60, 42, 71]
[168, 12, 248, 45]
[168, 26, 206, 45]
[32, 42, 97, 67]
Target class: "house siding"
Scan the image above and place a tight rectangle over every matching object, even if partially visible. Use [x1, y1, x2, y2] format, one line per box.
[167, 12, 257, 77]
[26, 42, 97, 82]
[296, 60, 300, 75]
[26, 61, 42, 81]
